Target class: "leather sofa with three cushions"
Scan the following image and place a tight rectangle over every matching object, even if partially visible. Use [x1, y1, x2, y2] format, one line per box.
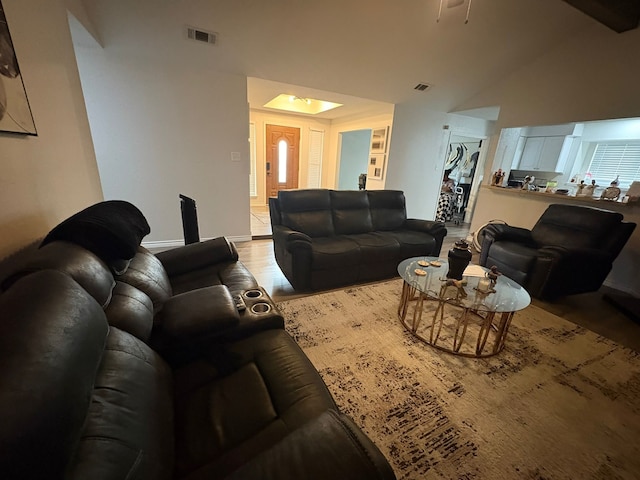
[0, 201, 396, 480]
[269, 189, 447, 291]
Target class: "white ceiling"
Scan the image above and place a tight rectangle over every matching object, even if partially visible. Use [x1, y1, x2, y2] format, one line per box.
[78, 0, 606, 121]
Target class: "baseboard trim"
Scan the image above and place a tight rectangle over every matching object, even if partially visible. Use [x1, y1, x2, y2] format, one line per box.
[142, 235, 253, 251]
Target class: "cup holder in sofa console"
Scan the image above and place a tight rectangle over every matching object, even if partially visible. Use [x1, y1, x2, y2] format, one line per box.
[251, 302, 272, 314]
[243, 289, 263, 299]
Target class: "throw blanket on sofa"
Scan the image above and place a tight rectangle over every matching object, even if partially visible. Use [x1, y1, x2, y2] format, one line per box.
[41, 200, 151, 262]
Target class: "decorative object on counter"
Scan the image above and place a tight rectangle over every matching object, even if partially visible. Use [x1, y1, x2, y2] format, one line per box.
[447, 239, 472, 280]
[601, 176, 621, 201]
[521, 175, 534, 190]
[576, 180, 587, 196]
[492, 168, 505, 186]
[601, 186, 621, 201]
[545, 181, 558, 193]
[583, 179, 598, 197]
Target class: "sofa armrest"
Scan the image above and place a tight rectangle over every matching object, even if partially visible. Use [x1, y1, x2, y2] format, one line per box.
[404, 218, 447, 238]
[480, 224, 535, 266]
[484, 224, 533, 244]
[155, 236, 238, 277]
[223, 410, 396, 480]
[151, 285, 239, 352]
[272, 225, 313, 251]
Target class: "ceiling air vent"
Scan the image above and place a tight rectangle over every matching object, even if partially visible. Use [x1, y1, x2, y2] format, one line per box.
[414, 83, 431, 92]
[186, 26, 218, 45]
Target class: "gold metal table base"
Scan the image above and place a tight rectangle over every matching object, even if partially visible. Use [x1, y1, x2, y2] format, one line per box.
[398, 281, 515, 358]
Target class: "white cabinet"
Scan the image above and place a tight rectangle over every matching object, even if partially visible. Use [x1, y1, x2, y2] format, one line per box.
[517, 136, 568, 172]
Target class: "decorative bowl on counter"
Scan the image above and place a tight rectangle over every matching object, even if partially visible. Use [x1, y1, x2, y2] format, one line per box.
[555, 189, 569, 195]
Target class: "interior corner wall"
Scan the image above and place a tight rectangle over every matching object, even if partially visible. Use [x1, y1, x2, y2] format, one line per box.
[0, 0, 103, 258]
[74, 48, 251, 245]
[385, 102, 493, 221]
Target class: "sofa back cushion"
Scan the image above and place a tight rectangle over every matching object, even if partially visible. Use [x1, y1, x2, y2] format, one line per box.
[368, 190, 408, 231]
[278, 189, 335, 237]
[117, 247, 173, 314]
[104, 281, 154, 342]
[0, 241, 116, 308]
[330, 190, 373, 235]
[531, 204, 624, 250]
[0, 270, 109, 480]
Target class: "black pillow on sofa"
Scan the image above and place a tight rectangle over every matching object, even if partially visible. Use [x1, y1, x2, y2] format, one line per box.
[40, 200, 151, 263]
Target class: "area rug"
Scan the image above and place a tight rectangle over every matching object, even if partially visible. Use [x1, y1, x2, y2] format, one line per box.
[277, 279, 640, 480]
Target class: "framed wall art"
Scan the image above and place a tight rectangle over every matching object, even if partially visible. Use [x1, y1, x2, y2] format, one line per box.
[368, 154, 386, 180]
[0, 1, 37, 135]
[370, 127, 388, 154]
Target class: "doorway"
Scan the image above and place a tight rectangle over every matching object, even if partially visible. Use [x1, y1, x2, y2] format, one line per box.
[442, 134, 486, 224]
[337, 129, 371, 190]
[266, 124, 300, 198]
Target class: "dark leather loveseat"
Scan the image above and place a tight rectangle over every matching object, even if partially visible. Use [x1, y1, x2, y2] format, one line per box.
[269, 189, 447, 291]
[0, 201, 396, 480]
[480, 203, 636, 301]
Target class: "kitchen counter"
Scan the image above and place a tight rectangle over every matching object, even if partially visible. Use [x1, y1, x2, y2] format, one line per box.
[486, 185, 638, 208]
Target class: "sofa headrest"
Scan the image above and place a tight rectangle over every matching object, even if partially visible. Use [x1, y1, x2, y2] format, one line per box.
[0, 270, 109, 479]
[278, 189, 335, 237]
[532, 204, 625, 249]
[40, 200, 151, 265]
[0, 241, 116, 308]
[367, 190, 407, 231]
[330, 190, 373, 235]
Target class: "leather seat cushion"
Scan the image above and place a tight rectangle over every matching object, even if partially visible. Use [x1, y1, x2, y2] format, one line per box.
[387, 229, 437, 258]
[311, 236, 361, 270]
[173, 329, 336, 479]
[349, 232, 399, 263]
[67, 327, 175, 480]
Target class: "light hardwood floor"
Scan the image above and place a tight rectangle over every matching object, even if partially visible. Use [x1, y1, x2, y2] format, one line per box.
[237, 222, 640, 352]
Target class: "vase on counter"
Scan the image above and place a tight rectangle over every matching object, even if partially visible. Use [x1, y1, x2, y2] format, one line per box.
[447, 239, 472, 280]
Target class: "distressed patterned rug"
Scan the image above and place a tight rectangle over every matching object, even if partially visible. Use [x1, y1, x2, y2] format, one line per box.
[277, 279, 640, 480]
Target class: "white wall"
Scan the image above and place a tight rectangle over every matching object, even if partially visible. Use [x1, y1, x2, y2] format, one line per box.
[74, 46, 251, 246]
[0, 0, 103, 258]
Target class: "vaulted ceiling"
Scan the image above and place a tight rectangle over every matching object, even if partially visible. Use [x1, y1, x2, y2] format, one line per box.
[77, 0, 638, 120]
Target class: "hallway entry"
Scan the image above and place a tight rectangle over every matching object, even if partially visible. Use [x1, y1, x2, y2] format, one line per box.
[266, 124, 300, 198]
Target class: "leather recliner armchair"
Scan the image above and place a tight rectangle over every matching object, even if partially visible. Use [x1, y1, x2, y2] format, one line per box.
[479, 204, 636, 301]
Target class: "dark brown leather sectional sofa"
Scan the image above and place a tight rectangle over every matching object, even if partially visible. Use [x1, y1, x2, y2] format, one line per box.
[0, 201, 396, 480]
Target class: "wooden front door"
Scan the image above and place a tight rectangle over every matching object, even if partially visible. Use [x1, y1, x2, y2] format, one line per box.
[266, 124, 299, 198]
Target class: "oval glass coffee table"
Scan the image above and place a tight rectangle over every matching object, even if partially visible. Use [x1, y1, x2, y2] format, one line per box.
[397, 256, 531, 358]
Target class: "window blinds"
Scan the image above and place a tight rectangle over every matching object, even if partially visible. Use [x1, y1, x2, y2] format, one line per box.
[587, 142, 640, 187]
